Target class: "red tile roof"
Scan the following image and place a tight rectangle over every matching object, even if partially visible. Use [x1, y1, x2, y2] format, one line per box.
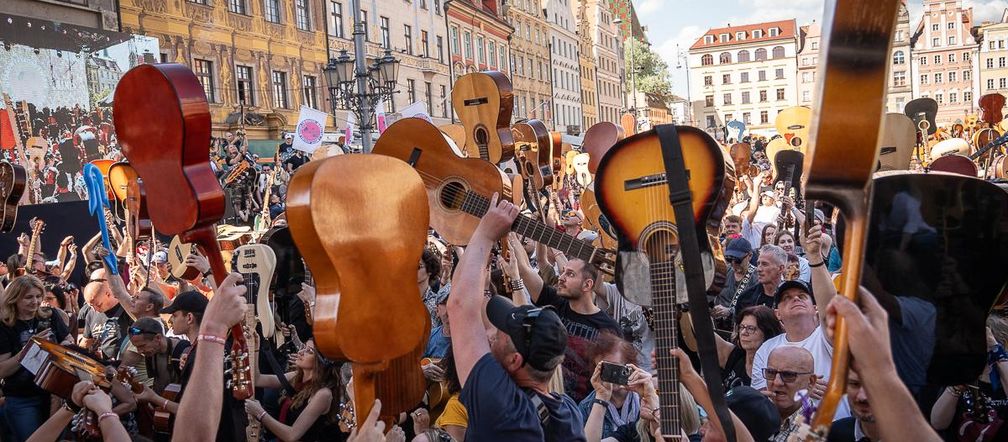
[689, 19, 797, 51]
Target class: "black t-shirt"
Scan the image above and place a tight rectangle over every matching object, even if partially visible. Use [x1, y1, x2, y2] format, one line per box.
[720, 345, 751, 391]
[535, 286, 622, 402]
[179, 339, 248, 441]
[732, 283, 775, 324]
[460, 353, 586, 441]
[81, 304, 133, 361]
[825, 417, 857, 442]
[0, 314, 70, 397]
[283, 153, 308, 172]
[145, 337, 192, 393]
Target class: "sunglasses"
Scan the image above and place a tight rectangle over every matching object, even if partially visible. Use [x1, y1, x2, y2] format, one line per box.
[725, 256, 745, 265]
[763, 368, 812, 383]
[128, 326, 158, 337]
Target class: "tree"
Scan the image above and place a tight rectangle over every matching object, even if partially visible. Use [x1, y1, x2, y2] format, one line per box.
[623, 38, 674, 105]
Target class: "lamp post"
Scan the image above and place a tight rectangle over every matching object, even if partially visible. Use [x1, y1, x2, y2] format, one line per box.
[675, 44, 693, 126]
[323, 0, 400, 153]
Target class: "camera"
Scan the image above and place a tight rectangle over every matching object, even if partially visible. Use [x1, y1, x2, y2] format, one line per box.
[599, 361, 631, 385]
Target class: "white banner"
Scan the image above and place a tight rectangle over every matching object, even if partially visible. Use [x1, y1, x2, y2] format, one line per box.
[292, 105, 328, 153]
[400, 101, 432, 123]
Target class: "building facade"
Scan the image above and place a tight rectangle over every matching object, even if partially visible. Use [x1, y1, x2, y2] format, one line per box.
[507, 0, 552, 124]
[977, 9, 1008, 112]
[544, 0, 582, 134]
[688, 20, 799, 135]
[911, 0, 978, 125]
[574, 0, 598, 129]
[329, 0, 453, 126]
[4, 0, 118, 32]
[796, 23, 819, 107]
[887, 2, 914, 113]
[577, 0, 624, 126]
[120, 0, 330, 139]
[446, 0, 512, 121]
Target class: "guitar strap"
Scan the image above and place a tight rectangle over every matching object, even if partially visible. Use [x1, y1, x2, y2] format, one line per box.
[260, 335, 297, 397]
[655, 124, 737, 442]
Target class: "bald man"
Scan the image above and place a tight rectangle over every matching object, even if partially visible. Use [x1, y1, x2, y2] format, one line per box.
[765, 346, 816, 442]
[78, 268, 133, 360]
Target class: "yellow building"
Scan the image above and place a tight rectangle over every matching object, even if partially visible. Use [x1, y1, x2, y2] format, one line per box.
[575, 0, 598, 129]
[120, 0, 330, 140]
[507, 0, 552, 125]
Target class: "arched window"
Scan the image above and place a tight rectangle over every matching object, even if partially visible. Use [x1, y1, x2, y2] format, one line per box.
[701, 54, 713, 66]
[738, 50, 751, 62]
[719, 52, 732, 64]
[772, 46, 785, 59]
[754, 48, 767, 61]
[893, 50, 905, 64]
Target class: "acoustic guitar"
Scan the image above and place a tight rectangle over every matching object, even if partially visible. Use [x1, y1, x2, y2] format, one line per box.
[167, 235, 200, 280]
[450, 72, 515, 164]
[582, 122, 622, 175]
[775, 106, 813, 153]
[286, 154, 429, 423]
[0, 161, 26, 232]
[372, 118, 617, 276]
[152, 383, 181, 434]
[619, 112, 637, 137]
[878, 113, 916, 171]
[764, 137, 791, 171]
[798, 0, 900, 437]
[512, 119, 554, 192]
[593, 125, 730, 439]
[15, 217, 44, 276]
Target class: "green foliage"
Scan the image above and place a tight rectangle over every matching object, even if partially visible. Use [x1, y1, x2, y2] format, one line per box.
[624, 38, 674, 105]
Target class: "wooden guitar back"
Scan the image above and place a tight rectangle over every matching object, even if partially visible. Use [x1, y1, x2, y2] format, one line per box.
[879, 113, 915, 171]
[583, 122, 621, 174]
[450, 72, 515, 163]
[0, 161, 26, 232]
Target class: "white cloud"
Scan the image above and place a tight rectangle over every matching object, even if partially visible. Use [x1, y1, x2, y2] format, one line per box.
[638, 0, 665, 14]
[728, 0, 823, 26]
[967, 0, 1008, 23]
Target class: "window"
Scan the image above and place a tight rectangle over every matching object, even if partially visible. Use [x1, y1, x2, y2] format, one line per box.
[236, 65, 254, 105]
[935, 73, 942, 83]
[775, 68, 784, 79]
[965, 91, 973, 102]
[948, 54, 955, 63]
[921, 74, 929, 85]
[704, 75, 713, 86]
[295, 0, 311, 30]
[706, 115, 716, 127]
[719, 33, 729, 43]
[988, 58, 995, 69]
[932, 24, 939, 31]
[380, 17, 390, 49]
[1002, 78, 1007, 89]
[772, 46, 785, 59]
[738, 50, 750, 62]
[440, 85, 447, 117]
[802, 91, 810, 102]
[932, 37, 940, 46]
[741, 91, 750, 104]
[330, 1, 344, 37]
[948, 22, 955, 29]
[722, 74, 731, 84]
[950, 92, 958, 103]
[424, 81, 433, 114]
[893, 71, 906, 87]
[936, 93, 943, 104]
[407, 79, 416, 104]
[743, 112, 751, 124]
[450, 27, 459, 55]
[920, 56, 927, 65]
[303, 75, 317, 109]
[964, 52, 971, 61]
[989, 79, 996, 89]
[758, 70, 766, 81]
[811, 41, 818, 50]
[776, 88, 785, 100]
[893, 50, 904, 65]
[964, 70, 971, 81]
[720, 52, 731, 64]
[755, 48, 767, 61]
[948, 36, 956, 45]
[736, 31, 746, 40]
[264, 0, 281, 23]
[489, 41, 496, 67]
[759, 90, 767, 102]
[419, 0, 426, 8]
[421, 31, 429, 58]
[272, 71, 288, 108]
[991, 41, 997, 50]
[404, 25, 413, 55]
[434, 0, 440, 14]
[701, 54, 713, 66]
[949, 71, 956, 82]
[194, 59, 215, 102]
[464, 32, 472, 60]
[753, 30, 763, 38]
[189, 0, 209, 4]
[477, 36, 485, 65]
[725, 113, 733, 121]
[704, 95, 714, 107]
[1000, 57, 1006, 68]
[229, 0, 247, 14]
[499, 47, 506, 71]
[437, 36, 444, 62]
[760, 110, 768, 124]
[769, 27, 779, 37]
[361, 10, 369, 41]
[704, 35, 714, 44]
[934, 55, 941, 64]
[802, 71, 811, 83]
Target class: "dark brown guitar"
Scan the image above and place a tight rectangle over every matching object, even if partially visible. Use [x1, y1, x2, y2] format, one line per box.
[0, 161, 26, 232]
[373, 118, 616, 276]
[512, 119, 554, 191]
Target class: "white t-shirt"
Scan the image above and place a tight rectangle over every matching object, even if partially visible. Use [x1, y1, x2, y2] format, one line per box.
[600, 282, 655, 372]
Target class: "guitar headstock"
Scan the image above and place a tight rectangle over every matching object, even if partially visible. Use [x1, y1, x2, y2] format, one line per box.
[116, 365, 144, 394]
[589, 247, 617, 277]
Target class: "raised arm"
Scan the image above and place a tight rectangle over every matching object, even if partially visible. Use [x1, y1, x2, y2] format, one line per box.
[802, 225, 835, 324]
[97, 247, 140, 320]
[510, 233, 544, 303]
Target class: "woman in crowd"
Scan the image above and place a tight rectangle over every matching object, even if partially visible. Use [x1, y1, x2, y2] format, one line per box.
[0, 275, 74, 441]
[714, 305, 783, 391]
[414, 348, 467, 441]
[774, 231, 810, 283]
[246, 338, 348, 442]
[41, 282, 72, 331]
[930, 325, 1008, 441]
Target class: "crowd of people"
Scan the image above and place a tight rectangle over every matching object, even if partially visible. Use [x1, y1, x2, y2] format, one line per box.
[0, 119, 999, 442]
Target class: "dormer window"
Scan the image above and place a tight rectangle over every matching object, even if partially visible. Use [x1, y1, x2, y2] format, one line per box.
[753, 29, 763, 38]
[736, 31, 746, 40]
[705, 35, 714, 44]
[769, 27, 779, 37]
[719, 33, 729, 43]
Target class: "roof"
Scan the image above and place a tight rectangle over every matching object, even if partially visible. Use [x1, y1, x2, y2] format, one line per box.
[689, 19, 797, 51]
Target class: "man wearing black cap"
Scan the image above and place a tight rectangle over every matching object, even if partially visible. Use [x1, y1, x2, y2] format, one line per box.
[449, 195, 586, 441]
[162, 291, 207, 344]
[713, 238, 758, 326]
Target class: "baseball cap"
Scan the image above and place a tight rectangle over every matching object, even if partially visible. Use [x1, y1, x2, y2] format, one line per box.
[773, 279, 815, 308]
[485, 296, 567, 372]
[152, 251, 168, 264]
[161, 290, 208, 314]
[577, 230, 599, 242]
[724, 238, 752, 259]
[725, 386, 780, 441]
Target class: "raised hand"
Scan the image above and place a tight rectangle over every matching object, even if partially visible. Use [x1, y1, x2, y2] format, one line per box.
[473, 193, 518, 242]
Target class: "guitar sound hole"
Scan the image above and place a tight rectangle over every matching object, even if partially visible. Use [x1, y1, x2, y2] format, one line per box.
[439, 181, 467, 210]
[475, 127, 489, 146]
[790, 137, 802, 147]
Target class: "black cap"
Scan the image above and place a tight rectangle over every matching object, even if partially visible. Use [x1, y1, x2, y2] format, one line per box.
[485, 296, 567, 372]
[726, 386, 780, 441]
[724, 238, 753, 259]
[774, 279, 814, 308]
[160, 291, 208, 314]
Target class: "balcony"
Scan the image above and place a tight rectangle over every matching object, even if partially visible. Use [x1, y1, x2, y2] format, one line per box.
[419, 58, 437, 75]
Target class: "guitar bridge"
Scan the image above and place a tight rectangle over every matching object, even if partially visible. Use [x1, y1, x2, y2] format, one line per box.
[625, 173, 668, 190]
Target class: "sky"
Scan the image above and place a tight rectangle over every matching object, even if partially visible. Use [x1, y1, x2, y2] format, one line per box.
[637, 0, 1008, 98]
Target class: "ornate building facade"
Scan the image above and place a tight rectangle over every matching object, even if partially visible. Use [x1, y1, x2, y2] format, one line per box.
[911, 0, 978, 125]
[574, 0, 598, 129]
[507, 0, 552, 125]
[445, 0, 512, 121]
[544, 0, 582, 134]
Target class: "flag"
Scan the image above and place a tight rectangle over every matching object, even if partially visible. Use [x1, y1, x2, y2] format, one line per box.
[292, 106, 328, 153]
[400, 101, 432, 123]
[345, 112, 356, 144]
[375, 101, 388, 134]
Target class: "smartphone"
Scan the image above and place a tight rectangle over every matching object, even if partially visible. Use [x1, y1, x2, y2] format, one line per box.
[599, 361, 630, 385]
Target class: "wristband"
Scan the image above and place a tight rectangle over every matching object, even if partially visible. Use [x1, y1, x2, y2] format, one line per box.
[197, 334, 227, 346]
[202, 269, 212, 278]
[163, 397, 170, 409]
[257, 410, 268, 421]
[97, 411, 118, 424]
[592, 398, 610, 408]
[809, 260, 825, 268]
[63, 400, 82, 414]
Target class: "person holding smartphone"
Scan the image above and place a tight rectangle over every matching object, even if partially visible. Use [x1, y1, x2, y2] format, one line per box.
[0, 275, 73, 441]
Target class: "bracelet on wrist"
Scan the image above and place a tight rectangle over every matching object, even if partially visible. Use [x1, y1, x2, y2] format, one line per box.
[63, 400, 82, 414]
[197, 334, 227, 346]
[202, 269, 212, 278]
[592, 398, 610, 408]
[809, 260, 825, 268]
[256, 410, 268, 422]
[97, 411, 118, 424]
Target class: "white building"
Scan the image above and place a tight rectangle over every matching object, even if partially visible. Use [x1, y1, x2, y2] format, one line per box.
[977, 8, 1008, 114]
[544, 0, 583, 134]
[688, 19, 799, 136]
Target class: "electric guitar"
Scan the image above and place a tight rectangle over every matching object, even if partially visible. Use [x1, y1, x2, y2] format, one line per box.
[372, 118, 617, 276]
[15, 217, 45, 276]
[450, 72, 515, 164]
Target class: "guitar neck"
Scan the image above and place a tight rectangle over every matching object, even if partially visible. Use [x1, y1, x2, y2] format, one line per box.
[650, 260, 683, 438]
[459, 189, 598, 262]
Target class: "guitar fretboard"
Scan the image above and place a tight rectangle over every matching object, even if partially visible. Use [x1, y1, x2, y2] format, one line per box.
[650, 259, 683, 438]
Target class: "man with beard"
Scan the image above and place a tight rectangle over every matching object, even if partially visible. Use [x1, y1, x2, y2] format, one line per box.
[732, 244, 786, 323]
[826, 369, 879, 441]
[449, 195, 586, 440]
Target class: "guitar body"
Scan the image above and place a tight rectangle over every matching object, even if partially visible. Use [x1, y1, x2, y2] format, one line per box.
[549, 131, 565, 187]
[450, 72, 514, 163]
[773, 150, 805, 201]
[573, 152, 592, 188]
[980, 93, 1006, 125]
[231, 244, 278, 339]
[620, 113, 637, 137]
[579, 189, 617, 250]
[108, 162, 138, 202]
[372, 118, 511, 245]
[775, 106, 812, 153]
[167, 235, 201, 280]
[512, 120, 553, 190]
[0, 161, 26, 232]
[992, 154, 1008, 179]
[729, 142, 752, 177]
[879, 113, 915, 171]
[152, 383, 181, 434]
[928, 154, 978, 176]
[905, 97, 939, 136]
[368, 319, 430, 423]
[929, 138, 970, 162]
[582, 122, 621, 174]
[764, 137, 790, 170]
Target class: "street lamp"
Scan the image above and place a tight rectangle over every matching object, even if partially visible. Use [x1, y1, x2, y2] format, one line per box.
[675, 44, 693, 126]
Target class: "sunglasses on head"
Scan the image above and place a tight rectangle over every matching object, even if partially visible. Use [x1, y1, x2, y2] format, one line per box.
[763, 368, 812, 383]
[128, 326, 157, 337]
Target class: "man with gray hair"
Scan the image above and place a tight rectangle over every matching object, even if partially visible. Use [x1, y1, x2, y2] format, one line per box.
[732, 244, 786, 323]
